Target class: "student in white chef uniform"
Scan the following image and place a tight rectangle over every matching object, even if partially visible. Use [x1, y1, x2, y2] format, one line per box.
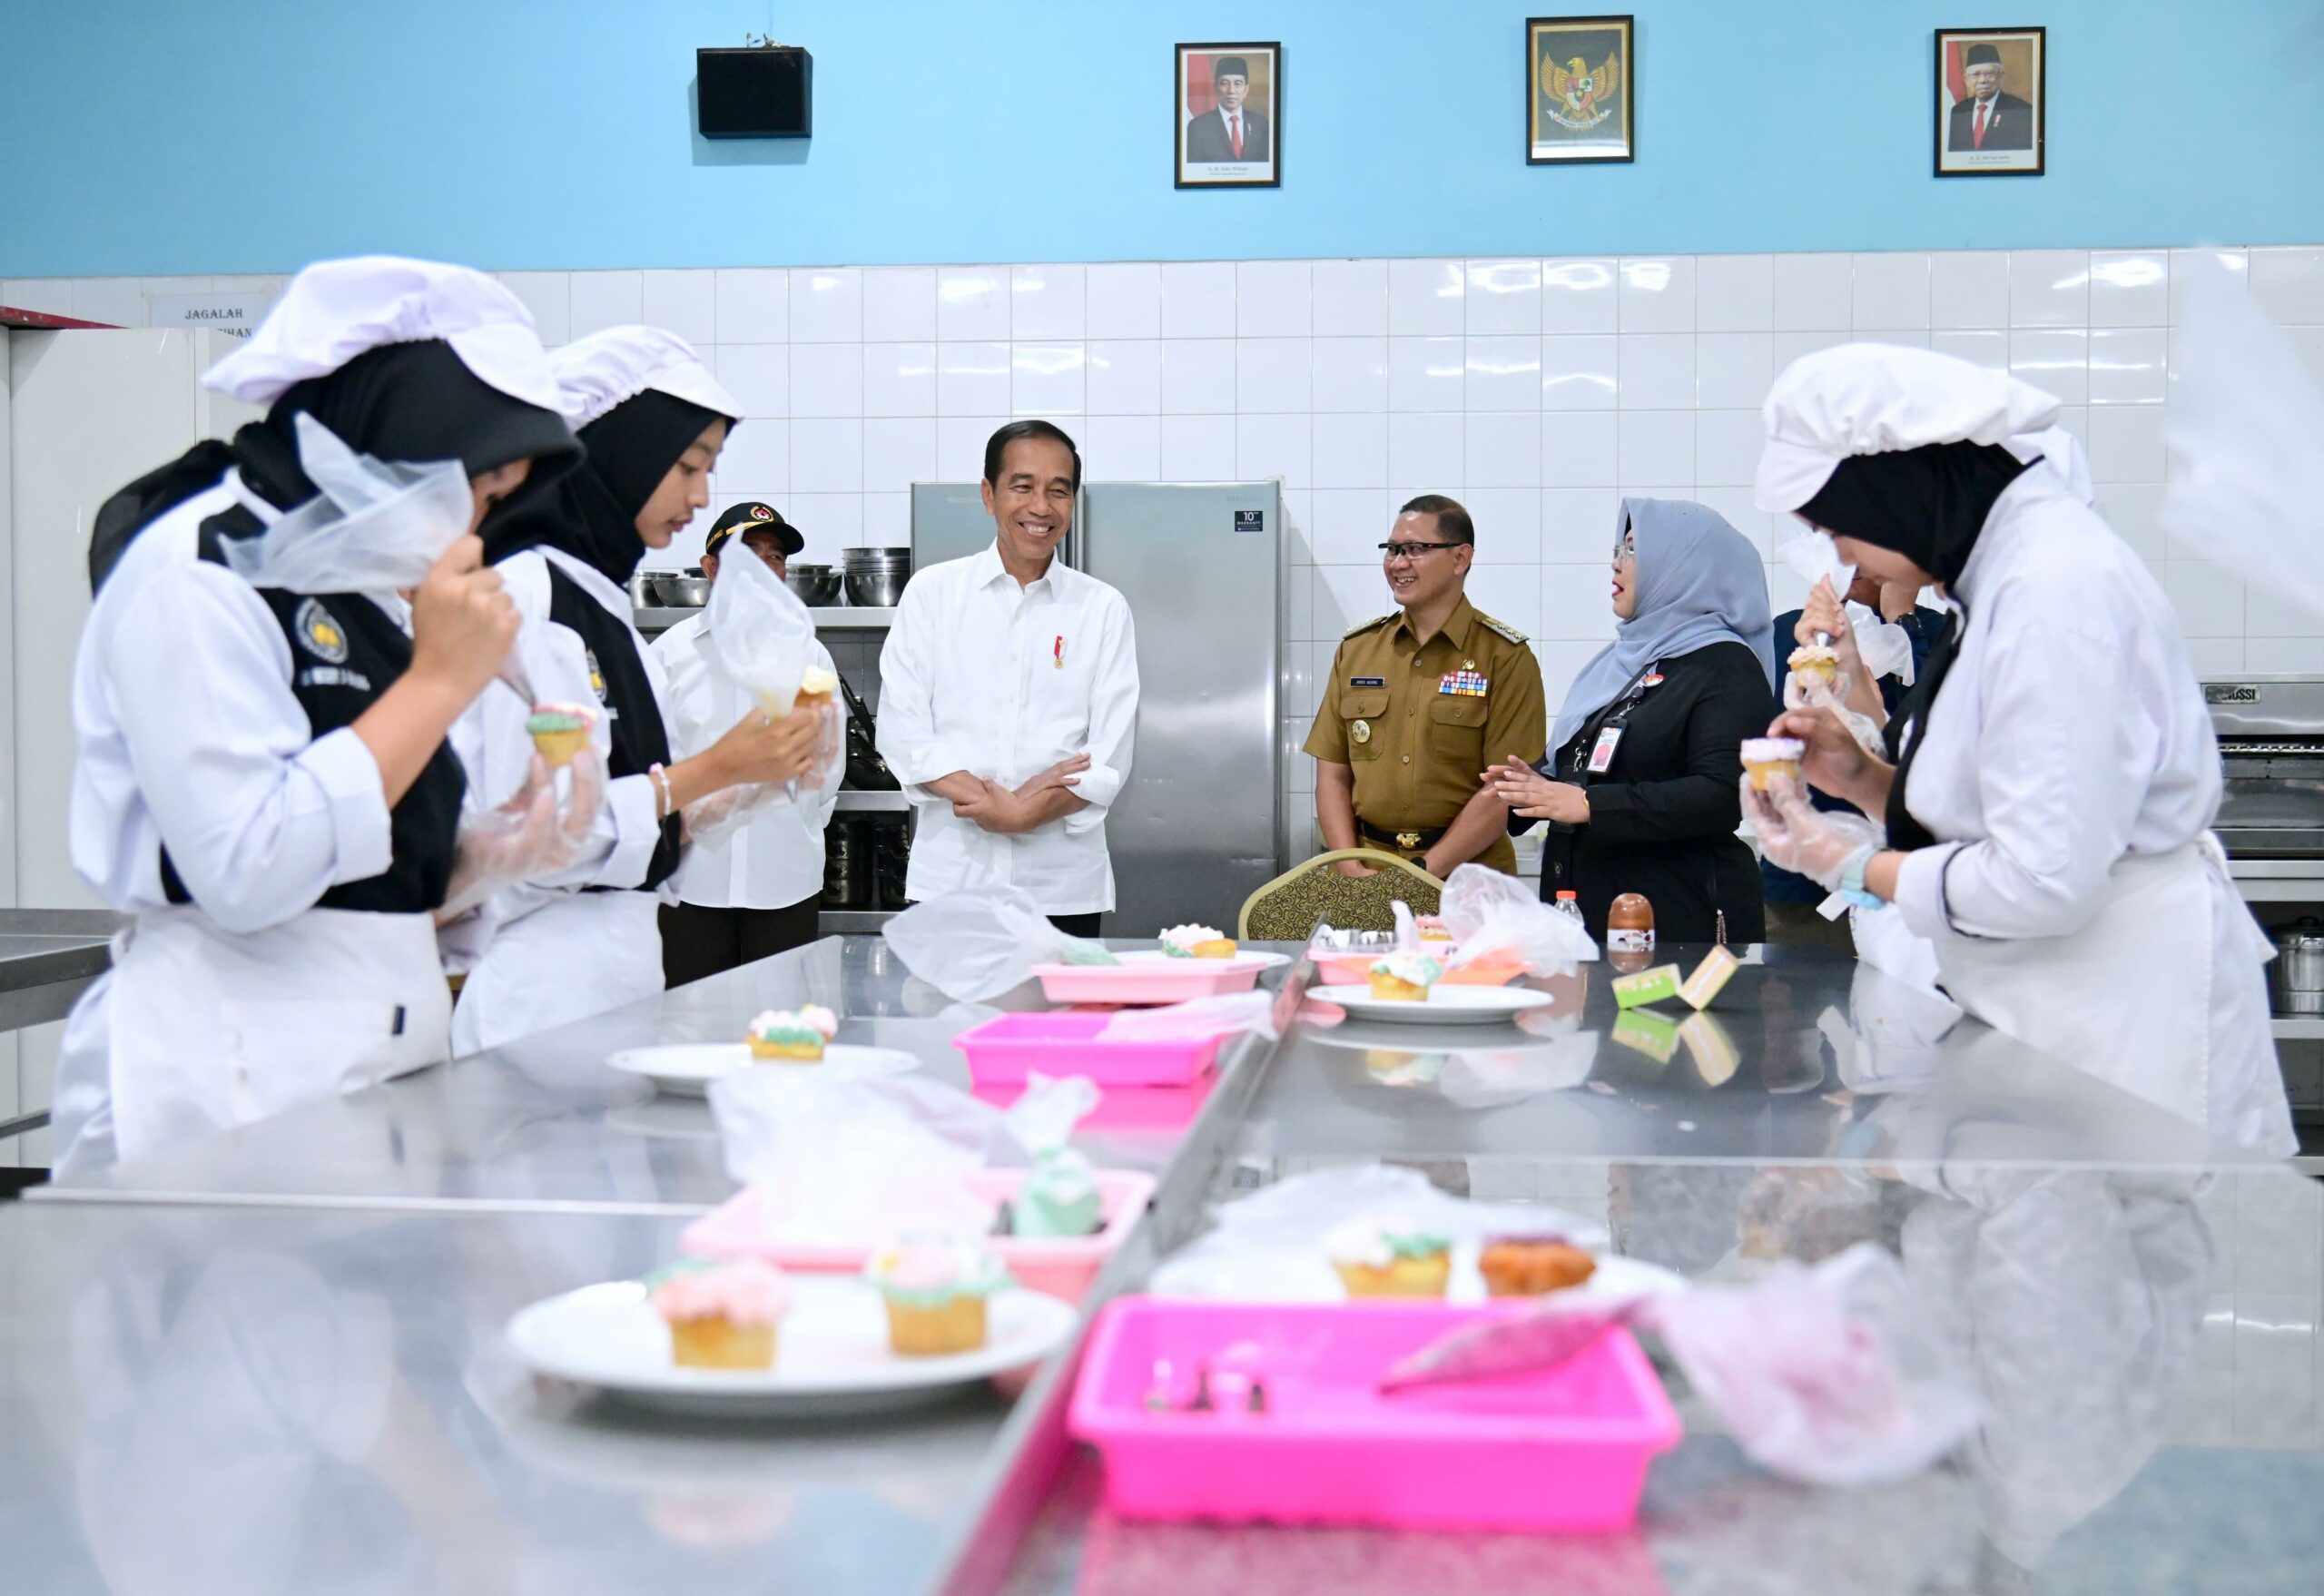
[53, 258, 587, 1173]
[1743, 342, 2296, 1157]
[649, 501, 842, 984]
[449, 328, 825, 1054]
[876, 420, 1139, 935]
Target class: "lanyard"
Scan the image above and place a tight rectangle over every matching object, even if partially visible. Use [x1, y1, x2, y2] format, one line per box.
[1568, 660, 1660, 783]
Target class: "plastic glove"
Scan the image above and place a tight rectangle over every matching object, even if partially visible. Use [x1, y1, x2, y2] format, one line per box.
[1741, 772, 1885, 892]
[436, 747, 606, 921]
[1787, 674, 1885, 758]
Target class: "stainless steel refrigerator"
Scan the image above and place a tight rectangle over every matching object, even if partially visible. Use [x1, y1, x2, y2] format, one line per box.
[908, 480, 1282, 934]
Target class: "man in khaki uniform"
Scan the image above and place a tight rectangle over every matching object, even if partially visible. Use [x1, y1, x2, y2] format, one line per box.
[1305, 495, 1547, 878]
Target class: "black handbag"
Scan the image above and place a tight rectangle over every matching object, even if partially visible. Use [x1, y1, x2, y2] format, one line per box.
[838, 675, 898, 791]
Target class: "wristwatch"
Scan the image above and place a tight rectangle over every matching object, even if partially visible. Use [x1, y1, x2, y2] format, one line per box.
[1837, 846, 1884, 911]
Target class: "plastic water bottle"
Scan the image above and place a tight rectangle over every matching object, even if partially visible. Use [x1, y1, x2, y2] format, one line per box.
[1552, 890, 1586, 930]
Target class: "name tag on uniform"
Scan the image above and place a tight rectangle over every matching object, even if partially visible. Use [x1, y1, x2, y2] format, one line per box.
[1587, 725, 1625, 773]
[1438, 669, 1488, 696]
[1350, 675, 1385, 687]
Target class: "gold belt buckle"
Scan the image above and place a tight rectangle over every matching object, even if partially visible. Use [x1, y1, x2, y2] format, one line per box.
[1394, 830, 1423, 852]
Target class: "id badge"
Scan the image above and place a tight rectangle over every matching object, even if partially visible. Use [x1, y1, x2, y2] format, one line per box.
[1588, 725, 1624, 774]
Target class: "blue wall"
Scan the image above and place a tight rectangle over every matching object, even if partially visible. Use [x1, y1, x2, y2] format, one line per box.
[5, 0, 2321, 276]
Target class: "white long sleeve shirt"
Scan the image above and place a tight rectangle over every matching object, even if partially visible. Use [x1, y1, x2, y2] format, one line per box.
[71, 478, 395, 932]
[448, 547, 671, 904]
[1891, 465, 2225, 943]
[876, 542, 1138, 914]
[650, 611, 841, 910]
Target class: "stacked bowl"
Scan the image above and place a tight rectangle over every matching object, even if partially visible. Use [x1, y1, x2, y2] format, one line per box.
[841, 547, 913, 607]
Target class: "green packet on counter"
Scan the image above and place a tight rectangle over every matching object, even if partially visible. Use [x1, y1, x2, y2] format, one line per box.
[1611, 964, 1682, 1009]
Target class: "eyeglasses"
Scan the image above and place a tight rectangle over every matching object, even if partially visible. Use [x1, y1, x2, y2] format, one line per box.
[1612, 530, 1637, 562]
[1378, 540, 1462, 561]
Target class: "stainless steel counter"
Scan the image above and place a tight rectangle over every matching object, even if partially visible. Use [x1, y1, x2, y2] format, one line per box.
[37, 936, 1273, 1213]
[0, 1202, 1013, 1596]
[7, 935, 2322, 1595]
[0, 908, 119, 1035]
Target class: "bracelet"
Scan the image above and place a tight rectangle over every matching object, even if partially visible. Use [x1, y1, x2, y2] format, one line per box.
[649, 762, 674, 821]
[1837, 845, 1883, 910]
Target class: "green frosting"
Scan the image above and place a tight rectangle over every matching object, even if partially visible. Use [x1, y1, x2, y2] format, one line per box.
[1382, 1229, 1451, 1258]
[527, 709, 587, 734]
[1012, 1150, 1103, 1237]
[1060, 942, 1121, 966]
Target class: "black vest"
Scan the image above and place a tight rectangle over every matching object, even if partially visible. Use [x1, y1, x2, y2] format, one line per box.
[161, 579, 467, 914]
[546, 566, 684, 892]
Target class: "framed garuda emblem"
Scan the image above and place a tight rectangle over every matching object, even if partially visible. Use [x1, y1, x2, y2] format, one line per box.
[1527, 15, 1633, 164]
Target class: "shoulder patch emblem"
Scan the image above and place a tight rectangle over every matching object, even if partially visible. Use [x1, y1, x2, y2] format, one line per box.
[294, 598, 349, 665]
[1476, 613, 1530, 646]
[585, 648, 609, 704]
[1343, 613, 1397, 640]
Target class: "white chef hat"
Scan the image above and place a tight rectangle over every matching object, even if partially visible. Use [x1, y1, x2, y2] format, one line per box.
[1756, 343, 2062, 513]
[202, 256, 559, 413]
[548, 326, 743, 429]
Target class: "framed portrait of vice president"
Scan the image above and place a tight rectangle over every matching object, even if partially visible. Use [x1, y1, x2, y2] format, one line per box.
[1935, 27, 2045, 175]
[1177, 42, 1280, 188]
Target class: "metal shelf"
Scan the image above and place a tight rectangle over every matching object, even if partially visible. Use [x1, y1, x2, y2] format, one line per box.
[819, 909, 901, 934]
[809, 607, 895, 630]
[2274, 1015, 2324, 1040]
[631, 606, 893, 634]
[833, 790, 909, 812]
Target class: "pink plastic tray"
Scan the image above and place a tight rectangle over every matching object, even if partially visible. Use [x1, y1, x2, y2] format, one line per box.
[970, 1072, 1216, 1133]
[954, 1010, 1224, 1089]
[1070, 1297, 1681, 1531]
[1029, 954, 1271, 1006]
[679, 1167, 1155, 1304]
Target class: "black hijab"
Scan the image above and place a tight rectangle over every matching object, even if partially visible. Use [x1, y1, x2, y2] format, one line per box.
[481, 388, 731, 587]
[1796, 439, 2032, 851]
[88, 339, 579, 591]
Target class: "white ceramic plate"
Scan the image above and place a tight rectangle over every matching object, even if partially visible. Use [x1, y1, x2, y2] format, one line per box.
[604, 1042, 920, 1098]
[1147, 1246, 1682, 1310]
[1112, 950, 1289, 970]
[507, 1275, 1075, 1418]
[1307, 984, 1555, 1024]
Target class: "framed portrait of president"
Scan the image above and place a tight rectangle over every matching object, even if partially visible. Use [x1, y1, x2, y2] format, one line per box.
[1177, 42, 1280, 188]
[1527, 15, 1633, 163]
[1935, 27, 2045, 175]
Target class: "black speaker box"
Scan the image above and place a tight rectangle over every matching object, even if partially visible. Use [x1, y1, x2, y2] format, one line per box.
[697, 46, 812, 138]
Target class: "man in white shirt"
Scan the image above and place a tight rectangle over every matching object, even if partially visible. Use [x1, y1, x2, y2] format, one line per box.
[876, 421, 1138, 935]
[650, 501, 842, 984]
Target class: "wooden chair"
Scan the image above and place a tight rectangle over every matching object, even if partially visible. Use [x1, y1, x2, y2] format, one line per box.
[1236, 849, 1444, 941]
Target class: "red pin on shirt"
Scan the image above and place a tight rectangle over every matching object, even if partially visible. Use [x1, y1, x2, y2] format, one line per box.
[1053, 635, 1065, 669]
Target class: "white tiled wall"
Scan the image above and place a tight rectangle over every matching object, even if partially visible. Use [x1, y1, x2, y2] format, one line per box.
[22, 247, 2324, 849]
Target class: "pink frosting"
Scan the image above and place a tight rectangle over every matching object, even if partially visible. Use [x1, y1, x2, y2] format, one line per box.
[652, 1260, 789, 1325]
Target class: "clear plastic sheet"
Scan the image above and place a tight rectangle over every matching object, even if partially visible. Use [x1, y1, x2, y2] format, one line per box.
[1434, 862, 1599, 974]
[436, 745, 606, 921]
[218, 413, 473, 594]
[881, 883, 1111, 1002]
[684, 537, 841, 844]
[706, 1069, 1096, 1246]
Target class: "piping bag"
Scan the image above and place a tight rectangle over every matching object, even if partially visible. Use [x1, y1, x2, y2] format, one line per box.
[1776, 531, 1915, 687]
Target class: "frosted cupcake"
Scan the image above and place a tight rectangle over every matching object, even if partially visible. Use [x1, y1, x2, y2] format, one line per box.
[1414, 915, 1455, 943]
[746, 1004, 839, 1061]
[1324, 1216, 1452, 1298]
[1158, 923, 1237, 959]
[526, 701, 596, 768]
[652, 1258, 789, 1370]
[1739, 736, 1806, 793]
[1366, 949, 1443, 1002]
[1787, 644, 1842, 689]
[1012, 1147, 1103, 1237]
[864, 1239, 1014, 1355]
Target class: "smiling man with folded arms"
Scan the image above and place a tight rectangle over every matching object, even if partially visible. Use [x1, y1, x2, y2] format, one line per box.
[875, 420, 1139, 935]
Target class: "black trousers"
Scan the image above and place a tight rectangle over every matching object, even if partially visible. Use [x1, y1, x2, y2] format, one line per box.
[1047, 912, 1104, 939]
[660, 893, 824, 988]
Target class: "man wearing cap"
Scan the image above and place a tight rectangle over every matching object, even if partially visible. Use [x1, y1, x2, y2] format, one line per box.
[649, 501, 841, 983]
[1186, 54, 1271, 163]
[1946, 43, 2033, 152]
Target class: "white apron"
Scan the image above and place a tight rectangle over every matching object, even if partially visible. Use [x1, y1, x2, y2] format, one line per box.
[448, 889, 664, 1057]
[52, 907, 450, 1173]
[1929, 835, 2296, 1158]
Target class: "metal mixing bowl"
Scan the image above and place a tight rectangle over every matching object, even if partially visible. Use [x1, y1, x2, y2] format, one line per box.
[843, 568, 910, 607]
[654, 573, 712, 607]
[785, 565, 842, 606]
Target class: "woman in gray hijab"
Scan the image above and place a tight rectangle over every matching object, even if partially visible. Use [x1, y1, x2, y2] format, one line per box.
[1490, 498, 1776, 942]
